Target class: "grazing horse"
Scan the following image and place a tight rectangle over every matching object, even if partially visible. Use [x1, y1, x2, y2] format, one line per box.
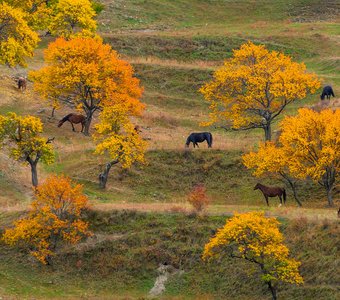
[17, 77, 27, 91]
[185, 132, 213, 148]
[254, 183, 286, 206]
[58, 113, 86, 132]
[320, 86, 335, 100]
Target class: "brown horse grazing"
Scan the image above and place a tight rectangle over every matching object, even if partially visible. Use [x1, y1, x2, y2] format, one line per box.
[17, 77, 27, 91]
[254, 183, 286, 206]
[58, 113, 86, 132]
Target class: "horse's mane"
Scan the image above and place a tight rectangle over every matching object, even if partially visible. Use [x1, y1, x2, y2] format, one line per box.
[60, 113, 74, 123]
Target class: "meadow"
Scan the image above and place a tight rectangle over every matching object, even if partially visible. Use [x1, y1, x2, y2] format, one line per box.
[0, 0, 339, 299]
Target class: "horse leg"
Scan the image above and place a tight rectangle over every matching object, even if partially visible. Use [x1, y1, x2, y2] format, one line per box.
[70, 121, 75, 132]
[195, 143, 199, 148]
[81, 122, 84, 133]
[265, 195, 269, 206]
[278, 195, 283, 205]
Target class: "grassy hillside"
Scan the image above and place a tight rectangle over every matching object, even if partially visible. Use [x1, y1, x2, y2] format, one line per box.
[0, 210, 339, 299]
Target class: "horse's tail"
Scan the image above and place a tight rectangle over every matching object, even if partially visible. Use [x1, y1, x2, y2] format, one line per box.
[283, 189, 286, 204]
[208, 132, 213, 148]
[58, 113, 73, 127]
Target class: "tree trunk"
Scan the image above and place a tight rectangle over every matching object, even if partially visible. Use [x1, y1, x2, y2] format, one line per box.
[326, 188, 334, 207]
[322, 168, 335, 207]
[285, 178, 302, 207]
[264, 123, 271, 141]
[83, 110, 95, 136]
[267, 282, 277, 300]
[98, 160, 119, 189]
[30, 161, 38, 187]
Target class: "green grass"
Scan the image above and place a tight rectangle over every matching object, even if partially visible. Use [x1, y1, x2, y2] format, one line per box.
[0, 210, 339, 299]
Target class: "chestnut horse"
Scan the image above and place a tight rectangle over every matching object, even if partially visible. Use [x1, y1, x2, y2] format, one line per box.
[17, 77, 27, 91]
[254, 183, 286, 206]
[58, 113, 86, 132]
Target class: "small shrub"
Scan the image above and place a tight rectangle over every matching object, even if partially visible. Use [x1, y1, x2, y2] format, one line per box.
[187, 183, 209, 213]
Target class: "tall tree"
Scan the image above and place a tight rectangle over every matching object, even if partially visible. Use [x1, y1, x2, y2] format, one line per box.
[243, 142, 302, 206]
[0, 2, 39, 66]
[94, 105, 147, 189]
[279, 108, 340, 206]
[2, 174, 91, 264]
[0, 113, 54, 186]
[30, 37, 144, 135]
[200, 42, 320, 141]
[203, 212, 303, 300]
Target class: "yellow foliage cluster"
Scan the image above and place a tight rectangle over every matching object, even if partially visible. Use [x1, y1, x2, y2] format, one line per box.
[0, 2, 39, 66]
[94, 105, 147, 169]
[203, 212, 303, 286]
[200, 42, 320, 140]
[49, 0, 97, 38]
[243, 108, 339, 206]
[0, 112, 54, 165]
[2, 175, 91, 264]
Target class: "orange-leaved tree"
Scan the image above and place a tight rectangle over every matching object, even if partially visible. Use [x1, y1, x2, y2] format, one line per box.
[2, 174, 91, 265]
[203, 212, 303, 300]
[30, 37, 144, 135]
[279, 108, 340, 206]
[94, 105, 147, 188]
[187, 183, 210, 213]
[200, 41, 320, 141]
[48, 0, 97, 38]
[243, 142, 302, 206]
[0, 2, 39, 67]
[0, 113, 54, 186]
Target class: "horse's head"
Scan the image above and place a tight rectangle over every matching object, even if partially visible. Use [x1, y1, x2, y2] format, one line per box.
[57, 120, 63, 127]
[254, 183, 260, 190]
[320, 94, 325, 100]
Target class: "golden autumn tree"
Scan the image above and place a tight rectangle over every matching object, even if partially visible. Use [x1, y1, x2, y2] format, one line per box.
[2, 175, 91, 265]
[0, 113, 54, 187]
[0, 2, 39, 66]
[243, 142, 302, 206]
[279, 108, 340, 206]
[4, 0, 57, 30]
[48, 0, 97, 38]
[200, 42, 320, 141]
[203, 212, 303, 300]
[30, 37, 144, 135]
[94, 105, 147, 188]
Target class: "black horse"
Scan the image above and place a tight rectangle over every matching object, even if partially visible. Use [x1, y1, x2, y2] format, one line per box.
[321, 86, 335, 100]
[185, 132, 213, 148]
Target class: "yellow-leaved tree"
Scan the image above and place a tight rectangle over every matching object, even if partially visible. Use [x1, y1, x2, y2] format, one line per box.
[279, 108, 340, 206]
[203, 212, 303, 300]
[243, 142, 302, 206]
[4, 0, 58, 30]
[49, 0, 97, 38]
[200, 42, 320, 141]
[94, 105, 147, 189]
[2, 175, 91, 265]
[30, 37, 144, 135]
[0, 113, 54, 186]
[0, 2, 39, 66]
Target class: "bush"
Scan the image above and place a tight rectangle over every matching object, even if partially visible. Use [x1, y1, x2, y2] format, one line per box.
[187, 183, 209, 213]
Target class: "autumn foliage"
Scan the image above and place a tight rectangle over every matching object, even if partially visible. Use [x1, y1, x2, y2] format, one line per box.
[200, 42, 320, 141]
[203, 212, 303, 300]
[30, 37, 144, 135]
[2, 175, 91, 264]
[187, 183, 210, 213]
[0, 113, 54, 186]
[0, 2, 39, 66]
[244, 108, 340, 206]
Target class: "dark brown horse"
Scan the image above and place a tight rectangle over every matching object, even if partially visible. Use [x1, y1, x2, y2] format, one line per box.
[17, 77, 27, 91]
[254, 183, 286, 206]
[58, 113, 86, 132]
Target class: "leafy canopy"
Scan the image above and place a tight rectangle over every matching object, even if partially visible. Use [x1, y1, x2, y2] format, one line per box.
[49, 0, 97, 38]
[203, 212, 303, 289]
[94, 105, 147, 169]
[200, 41, 320, 140]
[0, 112, 54, 165]
[2, 175, 91, 264]
[0, 2, 39, 66]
